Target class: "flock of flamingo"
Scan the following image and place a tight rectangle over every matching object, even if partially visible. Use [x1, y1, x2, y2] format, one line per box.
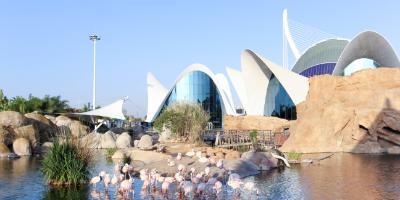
[89, 149, 259, 199]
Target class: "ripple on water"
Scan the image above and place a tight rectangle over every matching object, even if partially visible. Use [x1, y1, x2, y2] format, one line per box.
[1, 152, 400, 199]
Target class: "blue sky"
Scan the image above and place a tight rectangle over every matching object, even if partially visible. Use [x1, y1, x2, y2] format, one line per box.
[0, 1, 399, 117]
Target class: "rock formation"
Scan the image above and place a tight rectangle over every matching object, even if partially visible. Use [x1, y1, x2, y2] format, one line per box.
[115, 132, 132, 149]
[13, 138, 31, 156]
[281, 68, 400, 153]
[224, 115, 289, 132]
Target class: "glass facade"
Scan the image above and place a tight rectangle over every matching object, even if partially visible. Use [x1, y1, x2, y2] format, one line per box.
[264, 75, 296, 120]
[344, 58, 380, 76]
[299, 63, 336, 78]
[163, 71, 223, 127]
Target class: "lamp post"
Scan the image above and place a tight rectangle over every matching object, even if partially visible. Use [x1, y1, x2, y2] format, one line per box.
[90, 35, 100, 110]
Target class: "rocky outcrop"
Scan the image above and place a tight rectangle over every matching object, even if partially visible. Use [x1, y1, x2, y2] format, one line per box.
[223, 159, 260, 178]
[81, 131, 118, 149]
[25, 112, 57, 143]
[0, 143, 11, 157]
[224, 115, 289, 132]
[13, 138, 31, 156]
[0, 126, 14, 146]
[129, 149, 171, 164]
[0, 111, 28, 128]
[137, 135, 153, 150]
[69, 121, 89, 138]
[281, 68, 400, 153]
[13, 125, 40, 150]
[241, 151, 279, 170]
[55, 116, 72, 127]
[115, 132, 132, 149]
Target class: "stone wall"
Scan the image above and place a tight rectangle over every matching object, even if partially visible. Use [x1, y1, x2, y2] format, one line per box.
[223, 115, 290, 132]
[280, 68, 400, 154]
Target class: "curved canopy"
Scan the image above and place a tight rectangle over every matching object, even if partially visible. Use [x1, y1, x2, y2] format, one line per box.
[78, 98, 127, 120]
[333, 31, 400, 75]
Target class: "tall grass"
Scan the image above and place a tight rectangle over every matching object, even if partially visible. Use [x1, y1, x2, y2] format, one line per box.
[42, 129, 93, 187]
[153, 102, 209, 143]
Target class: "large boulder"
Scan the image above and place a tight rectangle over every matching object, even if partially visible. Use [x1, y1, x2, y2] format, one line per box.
[25, 112, 57, 143]
[116, 132, 132, 149]
[241, 151, 279, 170]
[224, 115, 289, 132]
[0, 126, 14, 146]
[13, 138, 31, 156]
[0, 111, 28, 128]
[281, 68, 400, 153]
[100, 131, 117, 149]
[129, 149, 171, 164]
[137, 135, 153, 150]
[69, 121, 89, 138]
[55, 116, 72, 127]
[0, 143, 11, 157]
[223, 159, 260, 178]
[13, 125, 40, 150]
[81, 132, 102, 149]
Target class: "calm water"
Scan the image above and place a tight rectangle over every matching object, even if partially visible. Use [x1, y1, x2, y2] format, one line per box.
[0, 153, 400, 200]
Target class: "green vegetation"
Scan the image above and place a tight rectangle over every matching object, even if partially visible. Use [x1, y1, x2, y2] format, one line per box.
[0, 89, 70, 113]
[286, 151, 302, 160]
[153, 102, 209, 143]
[105, 147, 117, 158]
[41, 136, 92, 187]
[249, 130, 260, 151]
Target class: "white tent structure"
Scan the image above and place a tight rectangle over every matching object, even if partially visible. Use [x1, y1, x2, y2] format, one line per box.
[67, 97, 127, 122]
[79, 98, 127, 120]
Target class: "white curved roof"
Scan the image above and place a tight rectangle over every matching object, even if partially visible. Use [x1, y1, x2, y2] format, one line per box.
[146, 73, 169, 123]
[70, 98, 127, 120]
[229, 49, 309, 116]
[333, 31, 400, 75]
[145, 64, 236, 122]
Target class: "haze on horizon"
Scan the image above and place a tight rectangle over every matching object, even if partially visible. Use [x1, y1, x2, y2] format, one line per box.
[1, 1, 399, 118]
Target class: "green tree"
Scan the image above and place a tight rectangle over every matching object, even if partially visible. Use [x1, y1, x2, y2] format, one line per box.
[41, 95, 69, 113]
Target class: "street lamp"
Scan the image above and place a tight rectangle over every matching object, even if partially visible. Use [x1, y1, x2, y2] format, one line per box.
[90, 35, 100, 110]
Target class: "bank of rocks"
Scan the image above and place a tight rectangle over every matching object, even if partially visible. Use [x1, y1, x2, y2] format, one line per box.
[281, 68, 400, 154]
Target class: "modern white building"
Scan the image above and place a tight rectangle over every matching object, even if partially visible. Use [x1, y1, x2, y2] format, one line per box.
[146, 10, 400, 125]
[145, 64, 236, 127]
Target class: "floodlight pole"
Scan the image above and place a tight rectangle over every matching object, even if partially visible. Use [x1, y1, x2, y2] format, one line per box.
[90, 35, 100, 110]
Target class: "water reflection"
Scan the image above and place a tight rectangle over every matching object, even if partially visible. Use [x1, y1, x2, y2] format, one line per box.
[43, 186, 89, 200]
[1, 153, 400, 199]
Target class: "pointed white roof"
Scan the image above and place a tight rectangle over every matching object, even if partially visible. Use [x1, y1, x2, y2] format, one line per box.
[75, 98, 127, 120]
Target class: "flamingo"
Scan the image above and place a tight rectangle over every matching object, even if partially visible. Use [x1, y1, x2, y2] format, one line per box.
[161, 177, 174, 193]
[244, 181, 256, 191]
[204, 167, 210, 177]
[103, 174, 111, 189]
[198, 156, 209, 163]
[185, 149, 195, 157]
[216, 159, 223, 168]
[90, 176, 101, 189]
[120, 179, 133, 198]
[213, 181, 223, 193]
[114, 163, 120, 174]
[176, 152, 182, 160]
[182, 181, 195, 196]
[196, 151, 202, 159]
[177, 164, 185, 172]
[168, 159, 175, 167]
[111, 174, 119, 186]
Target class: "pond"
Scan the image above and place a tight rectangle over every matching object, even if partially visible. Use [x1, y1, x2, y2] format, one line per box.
[0, 152, 400, 199]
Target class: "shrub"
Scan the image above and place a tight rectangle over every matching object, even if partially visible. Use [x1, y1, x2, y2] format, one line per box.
[41, 136, 92, 187]
[249, 130, 259, 151]
[154, 102, 209, 143]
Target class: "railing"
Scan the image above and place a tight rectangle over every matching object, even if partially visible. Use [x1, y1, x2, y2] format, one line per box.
[202, 129, 290, 150]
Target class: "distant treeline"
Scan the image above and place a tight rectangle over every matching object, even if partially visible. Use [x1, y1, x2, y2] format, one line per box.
[0, 89, 86, 114]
